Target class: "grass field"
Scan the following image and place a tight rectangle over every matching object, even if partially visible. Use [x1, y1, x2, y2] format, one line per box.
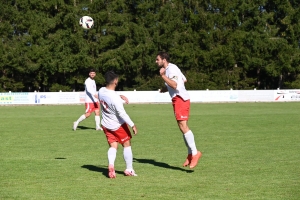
[0, 102, 299, 200]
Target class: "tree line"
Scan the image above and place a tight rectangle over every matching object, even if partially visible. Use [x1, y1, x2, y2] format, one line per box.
[0, 0, 299, 92]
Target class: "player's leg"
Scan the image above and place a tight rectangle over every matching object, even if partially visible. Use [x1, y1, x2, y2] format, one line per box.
[178, 120, 193, 166]
[178, 120, 201, 168]
[117, 124, 137, 176]
[94, 102, 102, 131]
[181, 121, 192, 167]
[173, 96, 201, 168]
[73, 103, 92, 131]
[103, 126, 119, 178]
[122, 140, 137, 176]
[108, 142, 118, 179]
[108, 142, 118, 165]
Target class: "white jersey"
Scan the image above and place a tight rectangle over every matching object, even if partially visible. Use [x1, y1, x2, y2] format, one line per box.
[165, 63, 190, 101]
[84, 77, 98, 103]
[98, 87, 134, 131]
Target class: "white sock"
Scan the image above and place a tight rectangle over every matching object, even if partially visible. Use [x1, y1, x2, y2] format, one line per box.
[76, 114, 86, 123]
[184, 130, 198, 156]
[108, 147, 117, 166]
[123, 146, 133, 170]
[183, 134, 192, 155]
[95, 116, 100, 128]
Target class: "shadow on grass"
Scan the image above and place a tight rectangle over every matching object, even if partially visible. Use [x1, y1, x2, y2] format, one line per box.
[133, 158, 194, 173]
[75, 126, 95, 130]
[81, 165, 124, 178]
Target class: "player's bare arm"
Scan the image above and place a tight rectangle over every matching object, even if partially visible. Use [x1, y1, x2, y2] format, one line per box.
[120, 95, 129, 104]
[160, 68, 177, 90]
[132, 125, 138, 135]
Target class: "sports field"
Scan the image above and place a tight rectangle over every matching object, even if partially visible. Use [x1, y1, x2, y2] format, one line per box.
[0, 102, 299, 199]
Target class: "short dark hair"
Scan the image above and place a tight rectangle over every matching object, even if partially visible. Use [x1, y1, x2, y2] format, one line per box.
[89, 68, 96, 73]
[105, 71, 119, 85]
[157, 51, 170, 62]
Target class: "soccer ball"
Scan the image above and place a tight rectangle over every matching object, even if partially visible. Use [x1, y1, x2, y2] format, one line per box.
[79, 16, 94, 30]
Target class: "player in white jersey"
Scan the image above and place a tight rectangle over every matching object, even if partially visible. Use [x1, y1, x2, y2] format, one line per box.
[156, 51, 202, 169]
[73, 69, 102, 131]
[98, 71, 138, 178]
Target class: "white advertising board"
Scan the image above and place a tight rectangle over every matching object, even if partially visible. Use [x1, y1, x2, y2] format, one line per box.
[238, 90, 274, 102]
[33, 92, 81, 104]
[0, 92, 31, 104]
[188, 90, 239, 102]
[1, 89, 300, 105]
[274, 90, 300, 101]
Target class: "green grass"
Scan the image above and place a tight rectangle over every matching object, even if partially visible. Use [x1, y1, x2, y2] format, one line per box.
[0, 102, 300, 200]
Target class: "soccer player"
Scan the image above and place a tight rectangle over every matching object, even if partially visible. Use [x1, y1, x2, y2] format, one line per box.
[98, 71, 138, 178]
[156, 51, 202, 169]
[73, 69, 102, 131]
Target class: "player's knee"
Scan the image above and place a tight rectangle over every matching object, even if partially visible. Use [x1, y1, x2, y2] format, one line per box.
[122, 140, 131, 147]
[109, 142, 118, 149]
[177, 122, 189, 133]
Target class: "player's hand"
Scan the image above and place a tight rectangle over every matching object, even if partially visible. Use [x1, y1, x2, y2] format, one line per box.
[159, 68, 166, 76]
[94, 94, 99, 99]
[159, 86, 168, 93]
[120, 95, 129, 104]
[132, 125, 138, 135]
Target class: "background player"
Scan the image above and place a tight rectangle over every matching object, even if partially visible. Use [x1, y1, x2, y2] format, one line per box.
[73, 69, 102, 131]
[156, 51, 202, 169]
[98, 71, 138, 178]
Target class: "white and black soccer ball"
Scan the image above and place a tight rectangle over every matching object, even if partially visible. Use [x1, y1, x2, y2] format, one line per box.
[79, 16, 94, 30]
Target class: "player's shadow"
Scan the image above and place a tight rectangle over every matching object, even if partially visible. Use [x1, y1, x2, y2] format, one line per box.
[133, 158, 194, 173]
[81, 165, 123, 178]
[75, 126, 95, 130]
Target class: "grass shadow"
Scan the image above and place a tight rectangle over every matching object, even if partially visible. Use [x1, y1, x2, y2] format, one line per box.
[75, 126, 95, 130]
[81, 165, 124, 178]
[133, 158, 194, 173]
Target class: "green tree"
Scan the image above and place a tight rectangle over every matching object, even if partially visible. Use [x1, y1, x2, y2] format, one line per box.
[0, 0, 299, 91]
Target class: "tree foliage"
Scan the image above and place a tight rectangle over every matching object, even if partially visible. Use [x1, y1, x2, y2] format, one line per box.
[0, 0, 299, 92]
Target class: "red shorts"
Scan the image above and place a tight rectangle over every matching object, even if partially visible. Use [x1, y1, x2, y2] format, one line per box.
[85, 102, 100, 113]
[102, 123, 132, 144]
[172, 96, 190, 121]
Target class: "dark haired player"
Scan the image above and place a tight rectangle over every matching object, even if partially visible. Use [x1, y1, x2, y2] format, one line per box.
[98, 71, 138, 178]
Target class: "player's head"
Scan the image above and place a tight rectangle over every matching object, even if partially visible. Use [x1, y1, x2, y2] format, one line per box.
[156, 51, 170, 67]
[89, 68, 96, 79]
[105, 70, 119, 86]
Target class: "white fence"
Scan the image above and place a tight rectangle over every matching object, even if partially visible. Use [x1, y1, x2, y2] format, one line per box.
[0, 89, 300, 105]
